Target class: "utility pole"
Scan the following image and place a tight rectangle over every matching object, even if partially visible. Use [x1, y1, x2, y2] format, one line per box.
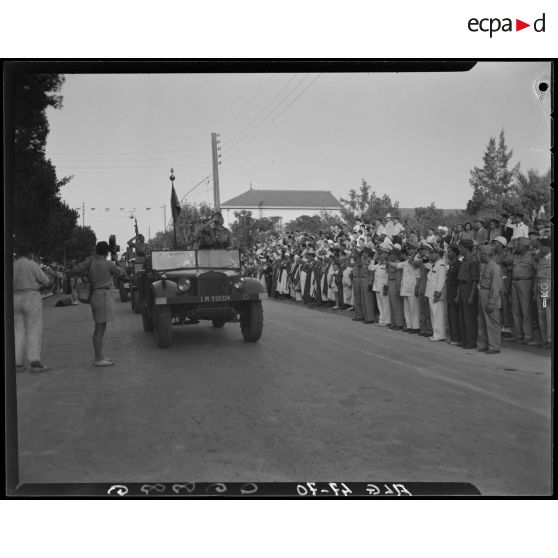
[82, 202, 85, 227]
[211, 132, 221, 211]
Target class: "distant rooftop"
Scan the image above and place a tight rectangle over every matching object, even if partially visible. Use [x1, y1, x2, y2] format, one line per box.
[221, 189, 342, 209]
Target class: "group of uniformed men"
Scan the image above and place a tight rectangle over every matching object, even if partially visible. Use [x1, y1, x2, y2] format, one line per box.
[244, 212, 551, 354]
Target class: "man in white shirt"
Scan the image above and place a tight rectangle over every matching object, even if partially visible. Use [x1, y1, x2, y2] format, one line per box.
[506, 212, 529, 243]
[425, 246, 447, 341]
[13, 244, 53, 372]
[384, 213, 405, 240]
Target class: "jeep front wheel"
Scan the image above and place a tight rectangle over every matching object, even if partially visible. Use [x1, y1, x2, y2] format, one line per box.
[212, 318, 226, 328]
[154, 306, 173, 348]
[240, 300, 263, 342]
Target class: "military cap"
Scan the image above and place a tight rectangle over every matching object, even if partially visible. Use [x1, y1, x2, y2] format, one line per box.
[539, 237, 551, 247]
[493, 236, 507, 247]
[460, 239, 474, 249]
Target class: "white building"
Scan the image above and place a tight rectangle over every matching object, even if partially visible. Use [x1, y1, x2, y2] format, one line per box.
[221, 189, 342, 228]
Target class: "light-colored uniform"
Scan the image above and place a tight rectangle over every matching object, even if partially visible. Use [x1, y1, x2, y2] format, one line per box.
[477, 259, 503, 351]
[396, 260, 420, 329]
[13, 256, 51, 365]
[425, 259, 447, 340]
[371, 262, 391, 326]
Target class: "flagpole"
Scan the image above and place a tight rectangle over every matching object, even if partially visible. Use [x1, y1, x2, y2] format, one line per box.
[170, 169, 177, 249]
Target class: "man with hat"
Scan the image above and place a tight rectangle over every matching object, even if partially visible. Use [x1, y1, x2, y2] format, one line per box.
[492, 236, 513, 335]
[511, 237, 537, 343]
[384, 213, 404, 240]
[387, 249, 405, 330]
[351, 251, 365, 321]
[533, 237, 551, 347]
[477, 244, 503, 354]
[457, 238, 479, 349]
[196, 211, 233, 249]
[392, 248, 421, 333]
[506, 212, 529, 244]
[412, 243, 434, 337]
[425, 245, 447, 341]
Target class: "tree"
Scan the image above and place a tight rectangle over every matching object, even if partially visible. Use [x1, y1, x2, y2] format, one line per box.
[230, 211, 282, 249]
[65, 226, 97, 262]
[148, 201, 213, 250]
[13, 72, 78, 258]
[340, 179, 399, 224]
[508, 168, 551, 223]
[231, 210, 257, 249]
[412, 203, 446, 234]
[285, 214, 323, 235]
[466, 130, 520, 215]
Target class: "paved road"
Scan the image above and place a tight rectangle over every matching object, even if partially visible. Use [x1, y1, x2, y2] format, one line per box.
[15, 295, 552, 495]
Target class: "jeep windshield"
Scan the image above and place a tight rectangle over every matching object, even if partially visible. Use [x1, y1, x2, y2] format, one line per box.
[151, 250, 196, 270]
[197, 249, 240, 269]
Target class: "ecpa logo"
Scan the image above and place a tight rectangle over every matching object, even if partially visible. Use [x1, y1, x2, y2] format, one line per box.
[468, 13, 546, 37]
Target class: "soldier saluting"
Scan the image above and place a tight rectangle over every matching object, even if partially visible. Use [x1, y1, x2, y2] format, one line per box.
[195, 211, 233, 249]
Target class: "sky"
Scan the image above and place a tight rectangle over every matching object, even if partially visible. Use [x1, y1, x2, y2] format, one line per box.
[44, 62, 551, 247]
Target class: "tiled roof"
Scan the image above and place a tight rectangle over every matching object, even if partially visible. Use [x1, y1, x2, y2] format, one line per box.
[222, 189, 342, 209]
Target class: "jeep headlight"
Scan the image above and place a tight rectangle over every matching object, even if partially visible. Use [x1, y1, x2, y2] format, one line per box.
[234, 278, 246, 290]
[177, 278, 191, 292]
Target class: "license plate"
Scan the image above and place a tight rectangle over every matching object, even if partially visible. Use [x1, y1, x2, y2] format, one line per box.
[200, 295, 230, 302]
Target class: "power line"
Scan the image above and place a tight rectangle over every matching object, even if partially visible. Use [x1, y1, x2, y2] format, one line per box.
[222, 74, 310, 153]
[221, 74, 301, 147]
[47, 147, 206, 159]
[219, 74, 280, 135]
[224, 73, 323, 162]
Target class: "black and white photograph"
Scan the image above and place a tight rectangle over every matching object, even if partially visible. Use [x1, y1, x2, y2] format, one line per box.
[5, 61, 553, 497]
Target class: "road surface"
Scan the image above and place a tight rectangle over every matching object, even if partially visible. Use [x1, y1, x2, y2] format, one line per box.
[15, 294, 552, 495]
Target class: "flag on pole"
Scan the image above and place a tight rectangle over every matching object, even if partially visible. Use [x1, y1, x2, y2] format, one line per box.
[171, 186, 181, 221]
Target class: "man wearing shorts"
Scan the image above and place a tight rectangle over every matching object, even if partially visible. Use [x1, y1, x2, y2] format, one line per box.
[72, 241, 126, 367]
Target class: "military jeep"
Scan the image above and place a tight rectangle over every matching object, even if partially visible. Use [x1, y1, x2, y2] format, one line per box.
[138, 248, 265, 348]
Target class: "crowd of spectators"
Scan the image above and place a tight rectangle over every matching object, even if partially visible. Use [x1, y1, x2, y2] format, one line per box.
[240, 211, 552, 351]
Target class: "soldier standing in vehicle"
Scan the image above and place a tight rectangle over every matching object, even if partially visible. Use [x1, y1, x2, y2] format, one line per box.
[196, 211, 233, 249]
[127, 233, 149, 257]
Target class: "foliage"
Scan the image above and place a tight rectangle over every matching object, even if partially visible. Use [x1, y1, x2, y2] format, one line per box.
[13, 72, 78, 259]
[230, 210, 282, 249]
[466, 130, 520, 215]
[508, 168, 551, 223]
[149, 201, 214, 249]
[65, 226, 97, 262]
[284, 214, 324, 235]
[339, 179, 399, 225]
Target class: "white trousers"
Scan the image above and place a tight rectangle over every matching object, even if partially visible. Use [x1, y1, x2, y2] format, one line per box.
[403, 296, 419, 329]
[375, 291, 391, 325]
[428, 297, 446, 340]
[14, 291, 43, 365]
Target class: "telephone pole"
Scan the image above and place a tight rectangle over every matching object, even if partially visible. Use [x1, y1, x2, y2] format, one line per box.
[211, 132, 221, 211]
[82, 202, 85, 227]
